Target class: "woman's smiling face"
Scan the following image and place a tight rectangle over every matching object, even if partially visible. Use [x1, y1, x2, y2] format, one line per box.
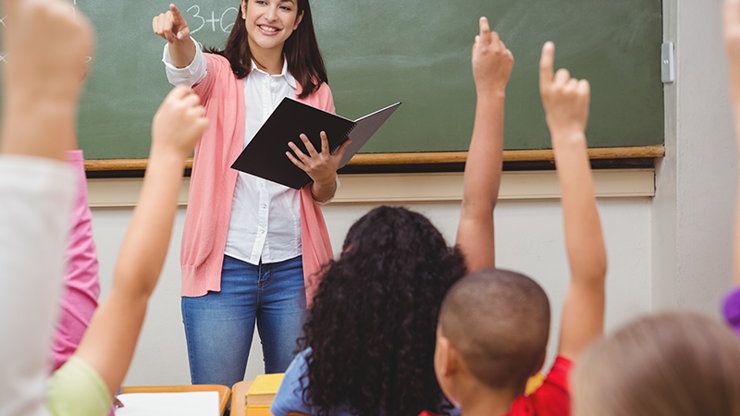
[242, 0, 303, 54]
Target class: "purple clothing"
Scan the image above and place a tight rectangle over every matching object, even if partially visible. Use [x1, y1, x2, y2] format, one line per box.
[723, 286, 740, 337]
[50, 150, 100, 371]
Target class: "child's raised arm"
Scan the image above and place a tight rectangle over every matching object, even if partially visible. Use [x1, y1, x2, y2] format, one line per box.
[72, 86, 208, 397]
[455, 17, 513, 272]
[0, 0, 93, 413]
[723, 0, 740, 288]
[0, 0, 92, 160]
[539, 42, 607, 361]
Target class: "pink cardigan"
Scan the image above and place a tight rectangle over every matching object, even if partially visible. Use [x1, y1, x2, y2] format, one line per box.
[181, 53, 334, 306]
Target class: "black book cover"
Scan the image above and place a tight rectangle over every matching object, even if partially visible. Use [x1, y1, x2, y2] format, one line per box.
[231, 98, 400, 189]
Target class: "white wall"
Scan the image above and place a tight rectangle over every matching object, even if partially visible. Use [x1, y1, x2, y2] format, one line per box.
[652, 0, 737, 314]
[93, 196, 653, 386]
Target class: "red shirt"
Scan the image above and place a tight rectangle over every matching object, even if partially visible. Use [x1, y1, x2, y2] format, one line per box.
[506, 356, 571, 416]
[419, 356, 572, 416]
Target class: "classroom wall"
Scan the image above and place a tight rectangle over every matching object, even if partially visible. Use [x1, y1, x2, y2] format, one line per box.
[652, 0, 737, 314]
[90, 0, 739, 387]
[93, 197, 653, 386]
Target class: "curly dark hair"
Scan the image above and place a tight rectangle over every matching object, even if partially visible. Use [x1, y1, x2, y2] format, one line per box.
[297, 206, 467, 416]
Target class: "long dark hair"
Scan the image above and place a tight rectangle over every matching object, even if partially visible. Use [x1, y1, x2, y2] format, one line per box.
[298, 206, 467, 416]
[207, 0, 327, 98]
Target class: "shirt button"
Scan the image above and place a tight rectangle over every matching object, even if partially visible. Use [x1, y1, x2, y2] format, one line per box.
[261, 204, 267, 209]
[259, 228, 265, 234]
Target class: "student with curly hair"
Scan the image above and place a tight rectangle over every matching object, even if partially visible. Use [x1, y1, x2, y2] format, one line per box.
[270, 16, 513, 416]
[272, 206, 467, 416]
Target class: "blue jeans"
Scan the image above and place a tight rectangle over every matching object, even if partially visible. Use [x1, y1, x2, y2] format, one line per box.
[181, 255, 306, 386]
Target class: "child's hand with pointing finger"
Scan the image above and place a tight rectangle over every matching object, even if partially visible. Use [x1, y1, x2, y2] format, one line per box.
[472, 16, 514, 95]
[539, 41, 590, 145]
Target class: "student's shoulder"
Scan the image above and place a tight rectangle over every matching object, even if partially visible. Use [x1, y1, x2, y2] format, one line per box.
[544, 355, 572, 389]
[511, 356, 572, 416]
[47, 356, 112, 416]
[271, 348, 312, 416]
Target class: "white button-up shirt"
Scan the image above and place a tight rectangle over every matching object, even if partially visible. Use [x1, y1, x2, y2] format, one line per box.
[164, 38, 330, 265]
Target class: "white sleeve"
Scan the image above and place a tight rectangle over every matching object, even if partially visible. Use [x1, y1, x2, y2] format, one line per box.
[315, 176, 341, 206]
[162, 37, 207, 87]
[0, 155, 75, 416]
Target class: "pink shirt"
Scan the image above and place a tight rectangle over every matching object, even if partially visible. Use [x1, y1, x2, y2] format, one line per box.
[181, 53, 334, 306]
[51, 150, 100, 371]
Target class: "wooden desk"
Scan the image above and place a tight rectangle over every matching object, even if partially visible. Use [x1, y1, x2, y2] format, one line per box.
[120, 384, 231, 415]
[231, 380, 254, 416]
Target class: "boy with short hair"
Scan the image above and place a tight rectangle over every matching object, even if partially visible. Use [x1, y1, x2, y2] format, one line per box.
[430, 40, 607, 416]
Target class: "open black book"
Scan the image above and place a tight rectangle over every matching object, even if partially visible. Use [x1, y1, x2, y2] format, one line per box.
[231, 98, 401, 189]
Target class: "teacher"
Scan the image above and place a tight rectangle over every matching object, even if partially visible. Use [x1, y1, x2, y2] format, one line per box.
[152, 0, 347, 387]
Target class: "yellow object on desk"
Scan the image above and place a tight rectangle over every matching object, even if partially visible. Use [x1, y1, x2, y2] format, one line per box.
[246, 373, 285, 407]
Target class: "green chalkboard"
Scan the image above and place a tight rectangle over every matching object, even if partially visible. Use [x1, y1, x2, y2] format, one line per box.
[9, 0, 664, 159]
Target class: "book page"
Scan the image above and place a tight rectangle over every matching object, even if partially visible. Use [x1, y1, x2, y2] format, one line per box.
[115, 392, 219, 416]
[339, 102, 401, 168]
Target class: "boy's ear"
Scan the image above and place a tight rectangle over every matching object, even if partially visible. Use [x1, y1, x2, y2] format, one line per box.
[435, 335, 459, 377]
[435, 332, 463, 408]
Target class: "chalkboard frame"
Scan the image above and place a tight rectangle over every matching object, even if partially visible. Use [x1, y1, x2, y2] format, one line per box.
[83, 145, 665, 172]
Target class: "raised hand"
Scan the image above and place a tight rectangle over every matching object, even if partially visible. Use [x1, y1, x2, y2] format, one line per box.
[472, 17, 514, 95]
[153, 4, 191, 44]
[151, 86, 209, 160]
[539, 42, 590, 142]
[4, 0, 93, 102]
[1, 0, 94, 160]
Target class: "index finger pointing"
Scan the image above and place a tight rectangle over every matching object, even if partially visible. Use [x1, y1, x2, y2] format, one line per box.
[479, 17, 492, 44]
[539, 41, 555, 92]
[170, 4, 184, 20]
